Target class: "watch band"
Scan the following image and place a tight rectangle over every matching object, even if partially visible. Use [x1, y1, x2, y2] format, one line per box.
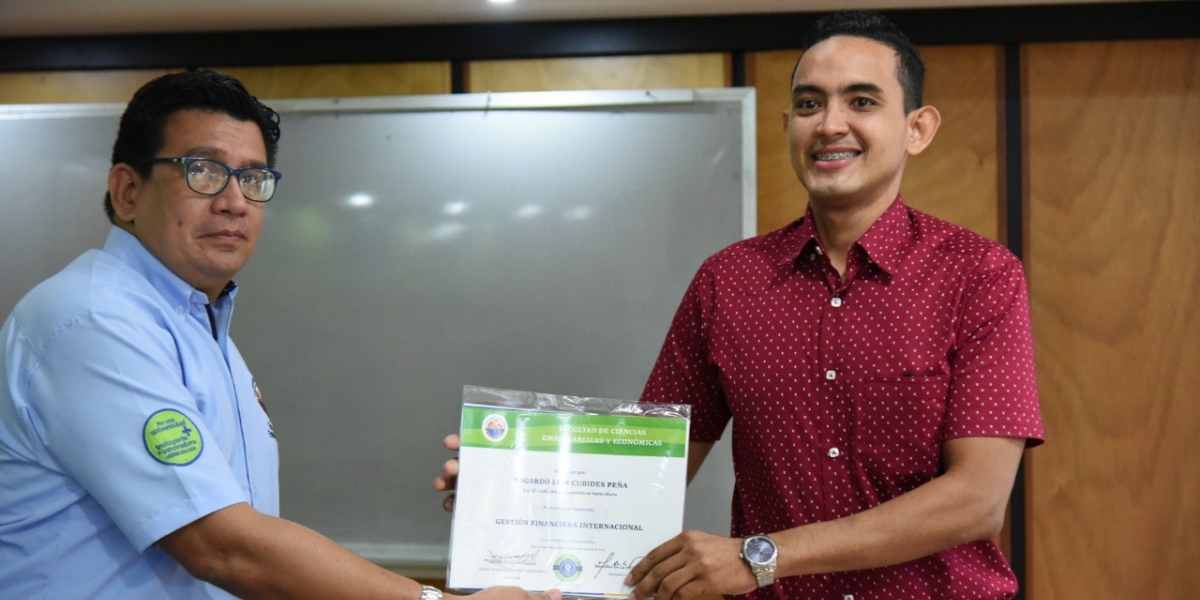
[751, 563, 775, 588]
[740, 534, 778, 588]
[420, 585, 443, 600]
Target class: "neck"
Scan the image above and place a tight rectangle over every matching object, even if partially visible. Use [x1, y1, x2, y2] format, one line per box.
[810, 193, 897, 276]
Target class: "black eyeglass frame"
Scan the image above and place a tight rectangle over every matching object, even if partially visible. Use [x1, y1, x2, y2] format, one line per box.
[146, 156, 282, 202]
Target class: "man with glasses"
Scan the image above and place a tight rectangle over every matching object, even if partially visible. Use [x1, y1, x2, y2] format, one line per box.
[0, 70, 558, 600]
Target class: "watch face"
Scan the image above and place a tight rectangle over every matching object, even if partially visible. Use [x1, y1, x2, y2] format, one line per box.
[744, 536, 776, 563]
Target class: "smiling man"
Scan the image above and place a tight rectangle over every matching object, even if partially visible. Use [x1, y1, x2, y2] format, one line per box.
[623, 11, 1045, 600]
[0, 70, 558, 600]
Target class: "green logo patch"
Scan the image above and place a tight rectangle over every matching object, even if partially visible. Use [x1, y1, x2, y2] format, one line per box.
[143, 409, 203, 465]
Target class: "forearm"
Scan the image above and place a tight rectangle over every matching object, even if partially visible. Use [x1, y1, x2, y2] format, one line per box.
[772, 437, 1023, 577]
[161, 503, 425, 600]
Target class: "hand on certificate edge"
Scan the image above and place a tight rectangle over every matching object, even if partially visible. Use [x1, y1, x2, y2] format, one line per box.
[624, 530, 757, 600]
[433, 433, 460, 512]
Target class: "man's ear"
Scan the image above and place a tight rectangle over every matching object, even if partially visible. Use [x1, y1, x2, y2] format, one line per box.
[905, 105, 942, 157]
[108, 163, 140, 223]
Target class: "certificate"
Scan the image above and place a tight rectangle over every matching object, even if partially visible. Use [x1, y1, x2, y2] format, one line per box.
[447, 386, 690, 597]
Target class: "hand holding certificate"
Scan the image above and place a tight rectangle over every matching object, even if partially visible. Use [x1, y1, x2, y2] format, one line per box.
[447, 386, 690, 597]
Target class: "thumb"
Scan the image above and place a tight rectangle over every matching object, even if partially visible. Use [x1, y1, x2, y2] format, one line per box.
[540, 589, 562, 600]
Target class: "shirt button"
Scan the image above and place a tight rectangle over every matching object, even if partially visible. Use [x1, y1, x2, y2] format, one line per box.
[828, 447, 840, 458]
[831, 297, 842, 307]
[175, 305, 185, 314]
[825, 370, 836, 380]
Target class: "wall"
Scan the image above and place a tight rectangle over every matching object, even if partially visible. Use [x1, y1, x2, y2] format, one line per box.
[1024, 38, 1200, 599]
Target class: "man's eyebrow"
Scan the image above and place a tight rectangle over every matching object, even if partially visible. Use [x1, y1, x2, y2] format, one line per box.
[791, 82, 886, 97]
[843, 82, 885, 96]
[182, 146, 268, 168]
[791, 84, 825, 97]
[180, 146, 224, 159]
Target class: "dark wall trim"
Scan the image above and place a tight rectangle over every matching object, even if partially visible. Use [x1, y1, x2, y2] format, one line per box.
[0, 2, 1195, 72]
[1004, 44, 1025, 263]
[450, 59, 466, 94]
[729, 50, 746, 88]
[1002, 43, 1028, 599]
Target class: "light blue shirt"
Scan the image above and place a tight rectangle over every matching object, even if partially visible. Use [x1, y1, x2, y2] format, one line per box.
[0, 227, 278, 599]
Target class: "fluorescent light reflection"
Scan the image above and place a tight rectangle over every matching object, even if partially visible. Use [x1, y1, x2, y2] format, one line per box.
[346, 193, 375, 208]
[515, 204, 542, 219]
[563, 206, 593, 221]
[429, 222, 466, 242]
[444, 201, 470, 216]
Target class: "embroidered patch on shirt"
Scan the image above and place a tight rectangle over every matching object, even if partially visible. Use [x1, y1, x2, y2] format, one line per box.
[254, 379, 276, 439]
[143, 409, 203, 465]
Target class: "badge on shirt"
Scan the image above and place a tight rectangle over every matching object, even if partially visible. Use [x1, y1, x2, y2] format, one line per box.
[143, 409, 203, 465]
[253, 379, 275, 439]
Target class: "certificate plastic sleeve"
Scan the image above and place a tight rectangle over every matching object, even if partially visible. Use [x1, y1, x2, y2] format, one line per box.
[447, 385, 690, 597]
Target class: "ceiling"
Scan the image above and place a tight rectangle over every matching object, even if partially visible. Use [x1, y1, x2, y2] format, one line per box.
[0, 0, 1135, 38]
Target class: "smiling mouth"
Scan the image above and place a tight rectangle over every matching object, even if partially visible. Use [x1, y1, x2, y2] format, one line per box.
[813, 151, 860, 161]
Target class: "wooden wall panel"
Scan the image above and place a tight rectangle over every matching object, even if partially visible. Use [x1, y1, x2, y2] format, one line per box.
[1026, 39, 1200, 600]
[748, 45, 1002, 240]
[0, 69, 176, 103]
[904, 45, 1002, 242]
[213, 63, 450, 98]
[0, 63, 450, 105]
[746, 50, 806, 235]
[465, 54, 727, 93]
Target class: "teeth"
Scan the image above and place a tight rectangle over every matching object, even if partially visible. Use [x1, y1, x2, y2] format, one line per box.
[815, 151, 858, 160]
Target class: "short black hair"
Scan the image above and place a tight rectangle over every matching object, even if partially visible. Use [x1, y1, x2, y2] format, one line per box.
[104, 70, 281, 223]
[796, 11, 926, 113]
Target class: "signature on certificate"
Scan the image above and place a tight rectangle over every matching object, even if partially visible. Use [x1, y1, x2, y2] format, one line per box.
[593, 552, 644, 579]
[484, 550, 541, 570]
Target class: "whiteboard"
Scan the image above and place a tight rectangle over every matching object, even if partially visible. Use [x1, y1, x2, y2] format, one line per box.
[0, 88, 754, 577]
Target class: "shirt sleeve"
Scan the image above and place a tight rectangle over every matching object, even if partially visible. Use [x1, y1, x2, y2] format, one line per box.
[23, 309, 248, 552]
[945, 247, 1045, 446]
[639, 262, 732, 442]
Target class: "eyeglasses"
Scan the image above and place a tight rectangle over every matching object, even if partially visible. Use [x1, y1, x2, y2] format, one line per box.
[147, 157, 282, 202]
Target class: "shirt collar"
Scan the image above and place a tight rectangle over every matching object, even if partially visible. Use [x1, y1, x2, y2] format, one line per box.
[773, 208, 820, 267]
[102, 226, 239, 308]
[854, 195, 913, 277]
[777, 195, 914, 277]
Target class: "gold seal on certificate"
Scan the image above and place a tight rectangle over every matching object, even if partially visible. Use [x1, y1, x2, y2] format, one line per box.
[447, 386, 690, 597]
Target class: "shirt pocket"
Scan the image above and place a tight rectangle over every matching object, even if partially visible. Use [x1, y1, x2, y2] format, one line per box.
[851, 376, 950, 494]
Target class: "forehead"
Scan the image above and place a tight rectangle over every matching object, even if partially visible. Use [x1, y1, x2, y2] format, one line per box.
[792, 35, 902, 93]
[160, 109, 267, 160]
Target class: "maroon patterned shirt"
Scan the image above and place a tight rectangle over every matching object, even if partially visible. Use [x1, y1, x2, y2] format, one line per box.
[641, 197, 1044, 600]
